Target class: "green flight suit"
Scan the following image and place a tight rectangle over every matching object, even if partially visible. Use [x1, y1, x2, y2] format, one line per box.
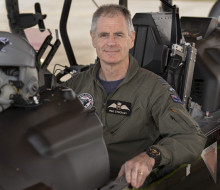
[65, 55, 206, 178]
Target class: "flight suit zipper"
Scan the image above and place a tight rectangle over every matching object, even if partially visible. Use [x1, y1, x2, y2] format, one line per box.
[96, 79, 108, 127]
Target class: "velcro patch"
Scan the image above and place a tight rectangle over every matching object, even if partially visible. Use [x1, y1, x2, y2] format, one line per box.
[169, 87, 175, 92]
[78, 93, 94, 109]
[106, 100, 131, 116]
[170, 94, 182, 104]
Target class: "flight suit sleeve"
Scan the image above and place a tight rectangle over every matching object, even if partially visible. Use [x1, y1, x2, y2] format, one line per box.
[149, 78, 207, 168]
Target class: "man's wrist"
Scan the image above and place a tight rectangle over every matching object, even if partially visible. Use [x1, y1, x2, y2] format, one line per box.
[146, 146, 161, 169]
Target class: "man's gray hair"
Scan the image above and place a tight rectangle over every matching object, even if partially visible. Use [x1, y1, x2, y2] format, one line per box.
[91, 4, 134, 35]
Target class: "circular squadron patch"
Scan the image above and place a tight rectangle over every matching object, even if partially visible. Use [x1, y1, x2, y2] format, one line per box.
[78, 93, 94, 109]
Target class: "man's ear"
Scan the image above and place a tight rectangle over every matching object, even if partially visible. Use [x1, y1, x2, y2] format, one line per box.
[90, 31, 96, 48]
[129, 31, 135, 49]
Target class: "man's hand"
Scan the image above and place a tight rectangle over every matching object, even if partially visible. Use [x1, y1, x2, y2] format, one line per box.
[117, 152, 155, 189]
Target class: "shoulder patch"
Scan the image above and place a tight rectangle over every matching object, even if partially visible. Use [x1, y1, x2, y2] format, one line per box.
[170, 94, 182, 104]
[169, 87, 175, 92]
[78, 93, 94, 109]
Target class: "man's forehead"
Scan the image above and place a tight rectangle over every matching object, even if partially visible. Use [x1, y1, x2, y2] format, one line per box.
[96, 14, 127, 28]
[93, 13, 130, 36]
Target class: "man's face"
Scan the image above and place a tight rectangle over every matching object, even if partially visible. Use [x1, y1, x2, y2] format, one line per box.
[90, 14, 135, 65]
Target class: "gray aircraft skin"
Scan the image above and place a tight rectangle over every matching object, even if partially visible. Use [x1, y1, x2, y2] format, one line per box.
[0, 0, 220, 190]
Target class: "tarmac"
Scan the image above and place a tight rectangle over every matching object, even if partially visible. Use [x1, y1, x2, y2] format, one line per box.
[0, 0, 216, 72]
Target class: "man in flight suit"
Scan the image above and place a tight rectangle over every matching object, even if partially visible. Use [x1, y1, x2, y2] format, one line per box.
[65, 4, 206, 189]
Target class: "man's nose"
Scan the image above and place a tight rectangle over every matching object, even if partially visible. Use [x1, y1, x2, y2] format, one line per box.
[107, 35, 116, 46]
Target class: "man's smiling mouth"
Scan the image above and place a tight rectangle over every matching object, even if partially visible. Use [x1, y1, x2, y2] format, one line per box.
[104, 49, 120, 53]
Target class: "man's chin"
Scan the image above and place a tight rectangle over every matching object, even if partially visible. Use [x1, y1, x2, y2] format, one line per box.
[101, 57, 120, 65]
[102, 59, 120, 65]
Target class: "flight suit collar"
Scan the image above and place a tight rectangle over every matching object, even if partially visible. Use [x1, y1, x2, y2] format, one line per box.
[90, 54, 140, 84]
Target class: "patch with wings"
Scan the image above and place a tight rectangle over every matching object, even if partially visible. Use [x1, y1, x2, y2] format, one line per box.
[106, 100, 131, 116]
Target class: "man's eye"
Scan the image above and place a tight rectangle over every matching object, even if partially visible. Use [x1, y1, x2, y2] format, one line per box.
[99, 33, 108, 38]
[115, 33, 123, 38]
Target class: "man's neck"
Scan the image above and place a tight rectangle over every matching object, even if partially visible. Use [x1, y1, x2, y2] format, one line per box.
[99, 60, 129, 81]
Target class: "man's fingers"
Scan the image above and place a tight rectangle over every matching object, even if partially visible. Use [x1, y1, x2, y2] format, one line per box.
[117, 164, 125, 179]
[130, 166, 138, 187]
[118, 152, 154, 188]
[131, 169, 146, 188]
[118, 165, 146, 189]
[124, 161, 133, 183]
[136, 171, 146, 188]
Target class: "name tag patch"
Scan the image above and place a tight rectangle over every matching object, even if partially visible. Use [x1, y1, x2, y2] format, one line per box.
[106, 100, 131, 116]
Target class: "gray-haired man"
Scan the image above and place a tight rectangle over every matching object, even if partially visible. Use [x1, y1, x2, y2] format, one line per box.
[65, 4, 206, 188]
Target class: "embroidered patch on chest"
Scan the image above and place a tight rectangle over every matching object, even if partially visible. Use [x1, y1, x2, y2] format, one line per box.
[78, 93, 94, 109]
[106, 100, 131, 116]
[170, 94, 182, 104]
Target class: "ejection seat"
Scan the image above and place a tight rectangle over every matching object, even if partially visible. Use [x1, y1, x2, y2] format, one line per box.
[129, 10, 197, 109]
[130, 12, 171, 77]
